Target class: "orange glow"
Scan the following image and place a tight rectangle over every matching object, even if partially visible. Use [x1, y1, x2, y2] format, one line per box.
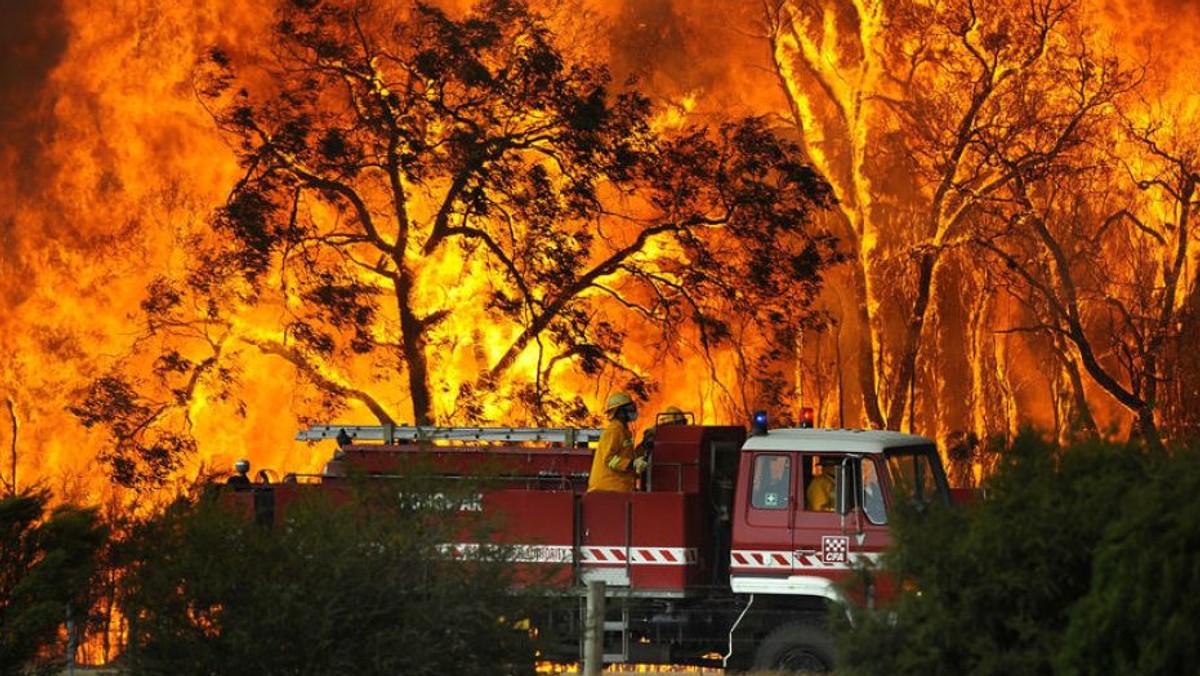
[4, 0, 1200, 661]
[0, 0, 1195, 605]
[0, 0, 1196, 485]
[2, 0, 807, 504]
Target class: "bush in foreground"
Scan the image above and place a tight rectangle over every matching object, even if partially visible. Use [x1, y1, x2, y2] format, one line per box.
[120, 480, 542, 675]
[835, 433, 1200, 676]
[0, 488, 107, 676]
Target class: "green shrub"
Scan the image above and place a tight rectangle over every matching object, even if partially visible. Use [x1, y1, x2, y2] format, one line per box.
[1057, 445, 1200, 675]
[0, 488, 107, 676]
[120, 479, 542, 675]
[835, 432, 1149, 676]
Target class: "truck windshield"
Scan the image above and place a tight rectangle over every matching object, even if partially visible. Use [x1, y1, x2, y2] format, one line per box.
[883, 446, 948, 509]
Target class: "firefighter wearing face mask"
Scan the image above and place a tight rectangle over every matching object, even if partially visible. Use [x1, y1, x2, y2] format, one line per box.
[587, 392, 647, 492]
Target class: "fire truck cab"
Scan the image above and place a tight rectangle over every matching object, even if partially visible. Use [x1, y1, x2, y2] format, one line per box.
[723, 424, 950, 670]
[238, 413, 952, 673]
[732, 426, 946, 599]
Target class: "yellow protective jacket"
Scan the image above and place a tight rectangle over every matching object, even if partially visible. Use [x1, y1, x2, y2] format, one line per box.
[587, 419, 638, 492]
[806, 473, 835, 511]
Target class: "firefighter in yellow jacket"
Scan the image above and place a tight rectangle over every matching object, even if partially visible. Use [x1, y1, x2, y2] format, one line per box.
[587, 392, 647, 492]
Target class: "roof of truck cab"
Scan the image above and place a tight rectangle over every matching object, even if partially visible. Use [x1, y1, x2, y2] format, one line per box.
[741, 428, 934, 454]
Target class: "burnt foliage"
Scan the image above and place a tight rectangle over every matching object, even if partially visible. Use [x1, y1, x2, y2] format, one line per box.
[74, 0, 838, 489]
[70, 376, 198, 490]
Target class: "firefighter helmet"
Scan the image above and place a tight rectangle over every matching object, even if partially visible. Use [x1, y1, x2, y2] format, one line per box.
[661, 406, 686, 425]
[605, 392, 634, 414]
[234, 458, 250, 474]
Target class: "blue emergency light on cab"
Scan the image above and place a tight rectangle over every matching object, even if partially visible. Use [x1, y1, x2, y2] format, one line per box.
[751, 410, 769, 436]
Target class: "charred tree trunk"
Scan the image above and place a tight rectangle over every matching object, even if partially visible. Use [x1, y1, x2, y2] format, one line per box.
[851, 260, 885, 429]
[1163, 297, 1200, 439]
[4, 396, 15, 495]
[397, 271, 434, 426]
[1049, 334, 1098, 444]
[1131, 405, 1162, 449]
[887, 252, 938, 430]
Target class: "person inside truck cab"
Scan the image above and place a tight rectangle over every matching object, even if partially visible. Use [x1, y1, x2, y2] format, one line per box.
[587, 392, 647, 492]
[806, 456, 838, 511]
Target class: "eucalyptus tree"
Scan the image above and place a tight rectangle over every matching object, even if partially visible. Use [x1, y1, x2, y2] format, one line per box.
[73, 0, 835, 489]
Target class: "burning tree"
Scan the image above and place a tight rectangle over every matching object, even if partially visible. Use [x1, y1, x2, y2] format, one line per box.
[764, 0, 1089, 433]
[72, 0, 835, 489]
[974, 99, 1200, 447]
[760, 0, 1193, 447]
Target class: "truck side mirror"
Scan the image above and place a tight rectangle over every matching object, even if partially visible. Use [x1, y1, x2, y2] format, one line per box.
[835, 458, 861, 516]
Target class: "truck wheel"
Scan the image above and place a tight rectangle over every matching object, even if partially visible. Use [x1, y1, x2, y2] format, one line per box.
[752, 621, 835, 674]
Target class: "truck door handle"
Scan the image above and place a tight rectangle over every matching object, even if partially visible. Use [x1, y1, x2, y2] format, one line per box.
[796, 549, 817, 556]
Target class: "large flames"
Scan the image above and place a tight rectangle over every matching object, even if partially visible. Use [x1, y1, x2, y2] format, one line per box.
[2, 0, 1199, 505]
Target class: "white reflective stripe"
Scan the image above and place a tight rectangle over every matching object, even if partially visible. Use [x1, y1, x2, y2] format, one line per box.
[729, 574, 847, 602]
[438, 543, 573, 563]
[510, 545, 574, 563]
[729, 549, 793, 569]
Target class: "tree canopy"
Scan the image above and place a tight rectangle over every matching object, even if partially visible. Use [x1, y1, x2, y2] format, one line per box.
[71, 0, 835, 490]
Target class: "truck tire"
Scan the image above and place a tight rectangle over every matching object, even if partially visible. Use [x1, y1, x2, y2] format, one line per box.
[752, 621, 835, 673]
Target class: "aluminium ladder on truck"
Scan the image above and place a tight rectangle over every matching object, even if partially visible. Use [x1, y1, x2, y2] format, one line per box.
[296, 424, 605, 447]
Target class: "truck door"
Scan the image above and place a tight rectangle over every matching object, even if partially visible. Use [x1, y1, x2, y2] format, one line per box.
[792, 454, 892, 577]
[790, 454, 848, 575]
[734, 453, 797, 575]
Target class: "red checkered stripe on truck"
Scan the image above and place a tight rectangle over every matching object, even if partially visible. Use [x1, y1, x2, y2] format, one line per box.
[438, 543, 698, 566]
[580, 546, 698, 565]
[730, 548, 880, 570]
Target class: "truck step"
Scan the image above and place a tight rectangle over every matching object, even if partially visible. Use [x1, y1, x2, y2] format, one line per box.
[603, 620, 627, 631]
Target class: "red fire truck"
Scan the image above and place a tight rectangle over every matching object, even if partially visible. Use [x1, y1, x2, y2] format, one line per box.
[233, 410, 951, 673]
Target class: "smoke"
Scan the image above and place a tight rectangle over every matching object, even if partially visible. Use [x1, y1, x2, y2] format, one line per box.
[600, 0, 781, 117]
[0, 0, 67, 310]
[607, 0, 695, 90]
[1099, 0, 1200, 91]
[0, 0, 67, 188]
